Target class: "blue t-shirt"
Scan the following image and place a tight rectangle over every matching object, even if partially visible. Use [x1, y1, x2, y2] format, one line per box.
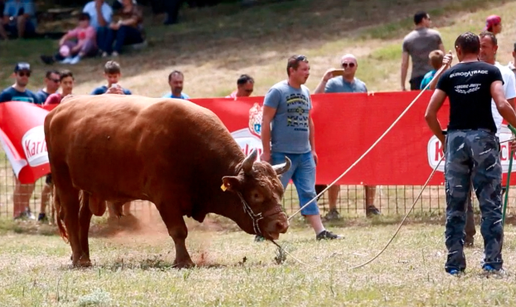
[263, 80, 312, 154]
[82, 1, 113, 30]
[420, 69, 437, 90]
[162, 93, 190, 99]
[0, 87, 39, 104]
[91, 85, 132, 95]
[324, 76, 367, 93]
[35, 89, 50, 105]
[4, 0, 37, 26]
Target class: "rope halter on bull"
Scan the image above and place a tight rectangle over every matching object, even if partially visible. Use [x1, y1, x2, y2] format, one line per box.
[222, 149, 290, 237]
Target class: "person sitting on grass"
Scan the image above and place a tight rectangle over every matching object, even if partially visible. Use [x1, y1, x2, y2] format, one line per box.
[100, 0, 144, 57]
[40, 13, 98, 65]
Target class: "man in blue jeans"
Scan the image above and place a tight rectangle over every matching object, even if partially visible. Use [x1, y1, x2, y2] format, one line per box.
[260, 54, 342, 241]
[425, 32, 516, 275]
[2, 0, 37, 39]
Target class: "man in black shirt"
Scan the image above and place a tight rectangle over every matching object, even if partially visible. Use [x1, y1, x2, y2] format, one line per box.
[425, 32, 516, 275]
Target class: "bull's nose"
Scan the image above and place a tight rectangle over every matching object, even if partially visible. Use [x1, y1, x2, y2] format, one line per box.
[276, 220, 289, 233]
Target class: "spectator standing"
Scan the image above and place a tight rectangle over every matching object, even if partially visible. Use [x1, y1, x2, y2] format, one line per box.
[101, 0, 144, 57]
[35, 70, 61, 104]
[162, 71, 189, 99]
[226, 74, 254, 99]
[44, 70, 74, 105]
[1, 0, 36, 39]
[484, 15, 502, 36]
[38, 70, 75, 222]
[91, 60, 132, 95]
[461, 32, 516, 247]
[425, 32, 516, 275]
[508, 43, 516, 78]
[0, 62, 39, 220]
[0, 62, 39, 104]
[90, 62, 132, 217]
[261, 55, 342, 241]
[314, 54, 381, 219]
[401, 11, 444, 91]
[420, 50, 444, 90]
[83, 0, 113, 53]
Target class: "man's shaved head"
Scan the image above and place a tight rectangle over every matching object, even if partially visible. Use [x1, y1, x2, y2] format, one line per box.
[341, 54, 357, 63]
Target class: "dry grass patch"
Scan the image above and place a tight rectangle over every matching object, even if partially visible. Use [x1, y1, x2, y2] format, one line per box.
[1, 224, 516, 306]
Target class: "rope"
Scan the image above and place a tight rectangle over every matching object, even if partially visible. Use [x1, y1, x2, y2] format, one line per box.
[288, 63, 449, 221]
[273, 138, 516, 270]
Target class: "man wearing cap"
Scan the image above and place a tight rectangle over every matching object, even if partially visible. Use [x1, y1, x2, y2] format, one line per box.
[0, 62, 39, 220]
[484, 15, 502, 36]
[0, 62, 39, 104]
[401, 11, 444, 91]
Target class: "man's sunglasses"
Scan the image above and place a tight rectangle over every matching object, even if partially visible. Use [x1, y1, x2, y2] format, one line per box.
[49, 78, 61, 83]
[18, 72, 31, 77]
[341, 62, 356, 68]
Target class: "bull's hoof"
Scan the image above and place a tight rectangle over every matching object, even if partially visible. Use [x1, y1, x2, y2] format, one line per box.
[173, 259, 195, 269]
[72, 258, 92, 268]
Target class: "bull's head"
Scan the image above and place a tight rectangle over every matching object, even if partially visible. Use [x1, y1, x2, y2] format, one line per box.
[221, 150, 290, 240]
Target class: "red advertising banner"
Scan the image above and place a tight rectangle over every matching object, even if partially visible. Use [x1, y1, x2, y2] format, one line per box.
[2, 91, 516, 185]
[189, 91, 516, 186]
[0, 101, 50, 183]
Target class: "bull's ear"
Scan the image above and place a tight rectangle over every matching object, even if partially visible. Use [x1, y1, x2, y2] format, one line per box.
[221, 176, 241, 192]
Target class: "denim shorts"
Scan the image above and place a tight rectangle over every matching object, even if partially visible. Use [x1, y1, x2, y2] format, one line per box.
[271, 151, 320, 216]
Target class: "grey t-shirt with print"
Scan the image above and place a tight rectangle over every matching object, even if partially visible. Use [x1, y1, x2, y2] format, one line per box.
[325, 76, 367, 93]
[402, 28, 443, 80]
[263, 80, 312, 154]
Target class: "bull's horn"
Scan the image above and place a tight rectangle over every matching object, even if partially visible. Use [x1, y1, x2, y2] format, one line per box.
[242, 149, 258, 174]
[272, 156, 291, 175]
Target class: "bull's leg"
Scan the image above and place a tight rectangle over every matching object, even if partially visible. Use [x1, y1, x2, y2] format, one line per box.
[156, 204, 194, 268]
[78, 199, 93, 267]
[56, 185, 84, 267]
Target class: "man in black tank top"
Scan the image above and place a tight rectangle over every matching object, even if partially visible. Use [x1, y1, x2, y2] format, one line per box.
[425, 32, 516, 275]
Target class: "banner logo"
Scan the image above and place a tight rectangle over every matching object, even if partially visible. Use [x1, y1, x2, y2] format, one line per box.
[230, 103, 264, 160]
[427, 125, 516, 173]
[21, 125, 49, 167]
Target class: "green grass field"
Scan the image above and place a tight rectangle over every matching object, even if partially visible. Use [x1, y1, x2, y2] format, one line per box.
[2, 221, 516, 306]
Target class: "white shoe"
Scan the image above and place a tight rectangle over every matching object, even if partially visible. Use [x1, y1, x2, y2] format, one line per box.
[102, 52, 108, 57]
[111, 51, 119, 57]
[69, 55, 81, 65]
[61, 57, 73, 64]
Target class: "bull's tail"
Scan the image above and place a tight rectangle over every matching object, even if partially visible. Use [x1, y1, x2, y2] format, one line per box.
[54, 187, 69, 243]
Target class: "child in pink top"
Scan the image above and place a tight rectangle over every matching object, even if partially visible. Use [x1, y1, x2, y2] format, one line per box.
[40, 13, 98, 65]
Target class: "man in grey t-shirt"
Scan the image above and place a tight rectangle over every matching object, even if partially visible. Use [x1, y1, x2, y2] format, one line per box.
[314, 54, 381, 220]
[261, 55, 341, 241]
[401, 11, 444, 91]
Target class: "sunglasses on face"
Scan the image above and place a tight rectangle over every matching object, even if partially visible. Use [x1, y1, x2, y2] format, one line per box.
[341, 62, 356, 68]
[49, 78, 61, 83]
[18, 72, 31, 77]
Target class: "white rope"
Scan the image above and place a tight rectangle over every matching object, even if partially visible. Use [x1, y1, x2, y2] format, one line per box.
[288, 64, 449, 221]
[275, 137, 515, 270]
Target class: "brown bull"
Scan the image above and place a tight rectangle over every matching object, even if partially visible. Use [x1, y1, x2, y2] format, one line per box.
[44, 94, 291, 268]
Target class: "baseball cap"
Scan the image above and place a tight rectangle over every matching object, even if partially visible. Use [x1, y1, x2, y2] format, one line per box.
[484, 15, 501, 31]
[14, 62, 31, 73]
